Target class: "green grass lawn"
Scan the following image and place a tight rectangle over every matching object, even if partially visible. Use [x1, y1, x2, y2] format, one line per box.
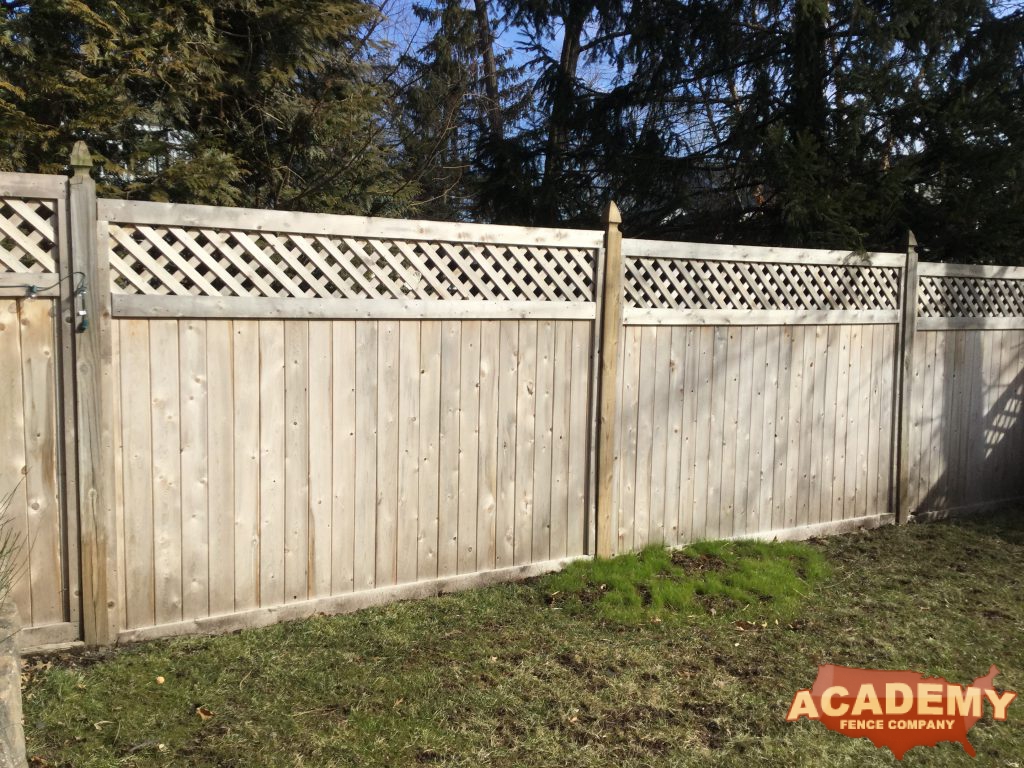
[23, 511, 1024, 767]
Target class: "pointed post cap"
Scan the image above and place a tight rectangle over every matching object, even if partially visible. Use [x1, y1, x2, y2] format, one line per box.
[70, 141, 93, 177]
[604, 200, 621, 226]
[907, 229, 917, 250]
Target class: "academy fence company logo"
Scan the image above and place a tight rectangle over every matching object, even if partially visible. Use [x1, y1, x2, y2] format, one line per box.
[786, 664, 1017, 760]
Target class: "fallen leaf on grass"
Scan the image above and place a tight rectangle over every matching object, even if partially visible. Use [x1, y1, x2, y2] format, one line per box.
[195, 706, 215, 721]
[733, 620, 759, 631]
[93, 720, 113, 731]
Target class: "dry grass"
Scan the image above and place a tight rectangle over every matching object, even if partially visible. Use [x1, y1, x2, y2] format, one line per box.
[22, 510, 1024, 767]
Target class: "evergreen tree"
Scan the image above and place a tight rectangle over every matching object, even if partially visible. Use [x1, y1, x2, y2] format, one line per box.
[0, 0, 410, 214]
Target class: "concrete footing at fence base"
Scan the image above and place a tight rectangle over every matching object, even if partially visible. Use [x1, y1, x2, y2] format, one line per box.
[0, 603, 27, 768]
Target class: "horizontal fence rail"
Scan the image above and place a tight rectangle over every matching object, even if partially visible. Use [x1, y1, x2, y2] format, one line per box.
[1, 163, 1023, 648]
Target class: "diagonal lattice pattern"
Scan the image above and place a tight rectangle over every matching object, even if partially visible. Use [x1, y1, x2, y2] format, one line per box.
[106, 223, 596, 302]
[624, 257, 901, 311]
[0, 198, 58, 273]
[918, 275, 1024, 318]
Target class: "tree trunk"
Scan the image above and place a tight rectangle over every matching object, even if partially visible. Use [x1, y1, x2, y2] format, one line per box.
[539, 6, 587, 224]
[472, 0, 503, 140]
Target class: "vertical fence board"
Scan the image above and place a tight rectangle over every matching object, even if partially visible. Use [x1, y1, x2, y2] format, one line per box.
[617, 326, 641, 550]
[771, 328, 793, 531]
[111, 319, 126, 629]
[877, 325, 895, 514]
[705, 328, 729, 539]
[513, 321, 537, 564]
[232, 321, 260, 610]
[720, 329, 742, 537]
[753, 325, 774, 536]
[913, 330, 932, 511]
[206, 320, 235, 614]
[795, 327, 816, 527]
[307, 321, 333, 598]
[864, 326, 882, 516]
[178, 320, 209, 618]
[149, 321, 182, 625]
[932, 331, 951, 510]
[495, 321, 519, 566]
[818, 326, 839, 523]
[965, 332, 986, 507]
[1, 300, 31, 622]
[811, 326, 830, 525]
[691, 327, 714, 540]
[755, 326, 778, 533]
[117, 320, 154, 629]
[476, 322, 500, 569]
[353, 321, 378, 590]
[784, 328, 805, 529]
[532, 320, 555, 561]
[841, 326, 861, 520]
[566, 321, 589, 556]
[456, 321, 481, 574]
[376, 320, 400, 586]
[331, 321, 357, 593]
[18, 299, 63, 624]
[397, 322, 422, 583]
[829, 327, 850, 520]
[732, 327, 755, 534]
[548, 321, 572, 559]
[633, 326, 657, 547]
[437, 321, 461, 576]
[649, 326, 671, 544]
[258, 320, 286, 605]
[416, 321, 442, 580]
[853, 324, 874, 519]
[663, 327, 686, 545]
[953, 332, 971, 506]
[284, 321, 310, 602]
[745, 326, 767, 534]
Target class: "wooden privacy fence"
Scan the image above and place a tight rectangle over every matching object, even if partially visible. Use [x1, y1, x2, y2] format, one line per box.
[1, 149, 1023, 649]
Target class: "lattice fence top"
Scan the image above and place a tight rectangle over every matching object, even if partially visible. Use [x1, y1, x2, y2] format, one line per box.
[919, 275, 1024, 318]
[0, 197, 58, 273]
[105, 221, 596, 302]
[624, 256, 901, 311]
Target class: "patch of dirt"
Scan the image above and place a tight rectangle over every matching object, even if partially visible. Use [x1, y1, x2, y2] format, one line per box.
[694, 594, 738, 615]
[20, 646, 120, 686]
[671, 552, 727, 574]
[636, 584, 653, 607]
[981, 609, 1010, 620]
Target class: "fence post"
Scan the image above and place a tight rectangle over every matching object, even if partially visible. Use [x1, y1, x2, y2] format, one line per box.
[69, 142, 119, 644]
[894, 231, 919, 525]
[595, 202, 624, 558]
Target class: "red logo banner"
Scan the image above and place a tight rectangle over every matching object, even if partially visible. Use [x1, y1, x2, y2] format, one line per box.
[786, 664, 1017, 760]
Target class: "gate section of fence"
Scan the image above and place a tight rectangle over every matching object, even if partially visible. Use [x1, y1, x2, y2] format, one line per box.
[0, 172, 81, 647]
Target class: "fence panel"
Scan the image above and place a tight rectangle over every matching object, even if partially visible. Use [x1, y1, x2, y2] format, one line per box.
[101, 200, 600, 639]
[611, 239, 904, 551]
[908, 264, 1024, 517]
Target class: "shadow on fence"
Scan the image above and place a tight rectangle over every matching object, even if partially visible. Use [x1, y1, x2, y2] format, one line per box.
[914, 335, 1024, 517]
